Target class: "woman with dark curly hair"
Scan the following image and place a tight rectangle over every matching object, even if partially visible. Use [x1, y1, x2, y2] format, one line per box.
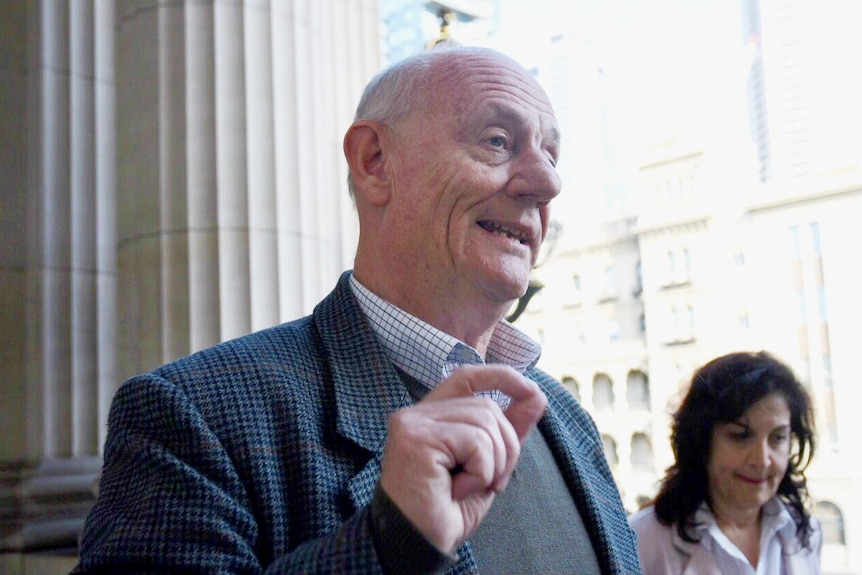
[630, 351, 821, 574]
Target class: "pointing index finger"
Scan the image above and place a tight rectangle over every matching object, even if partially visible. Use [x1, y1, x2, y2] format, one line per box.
[426, 364, 547, 441]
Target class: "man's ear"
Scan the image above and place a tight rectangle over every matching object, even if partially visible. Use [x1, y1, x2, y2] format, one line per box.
[343, 120, 391, 206]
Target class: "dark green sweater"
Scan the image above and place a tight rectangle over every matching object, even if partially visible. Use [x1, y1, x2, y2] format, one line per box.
[370, 370, 603, 574]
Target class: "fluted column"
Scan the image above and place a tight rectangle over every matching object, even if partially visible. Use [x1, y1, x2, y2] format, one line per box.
[117, 0, 379, 377]
[158, 1, 192, 365]
[1, 0, 116, 551]
[271, 2, 304, 320]
[241, 2, 278, 333]
[269, 0, 374, 317]
[94, 0, 118, 455]
[215, 0, 252, 339]
[1, 0, 380, 553]
[186, 2, 222, 351]
[41, 0, 72, 461]
[70, 0, 98, 456]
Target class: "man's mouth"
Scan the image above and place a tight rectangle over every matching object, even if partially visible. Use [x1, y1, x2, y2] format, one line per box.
[477, 220, 530, 245]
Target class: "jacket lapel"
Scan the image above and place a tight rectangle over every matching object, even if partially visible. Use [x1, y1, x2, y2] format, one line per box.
[536, 380, 638, 575]
[312, 272, 413, 510]
[312, 274, 481, 574]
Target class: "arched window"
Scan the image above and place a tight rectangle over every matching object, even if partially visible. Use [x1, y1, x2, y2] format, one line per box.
[630, 432, 654, 471]
[592, 373, 615, 411]
[814, 501, 846, 545]
[626, 370, 650, 409]
[561, 376, 580, 402]
[601, 434, 618, 467]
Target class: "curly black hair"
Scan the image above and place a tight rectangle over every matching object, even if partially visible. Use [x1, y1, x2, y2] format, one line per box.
[652, 351, 817, 548]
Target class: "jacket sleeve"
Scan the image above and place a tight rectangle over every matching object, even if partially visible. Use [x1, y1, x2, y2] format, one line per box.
[73, 373, 385, 575]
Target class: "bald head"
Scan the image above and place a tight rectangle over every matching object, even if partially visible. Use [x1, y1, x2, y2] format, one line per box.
[347, 47, 550, 198]
[356, 47, 535, 121]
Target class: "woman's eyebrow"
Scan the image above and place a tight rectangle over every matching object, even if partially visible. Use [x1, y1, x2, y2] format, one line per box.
[723, 420, 749, 430]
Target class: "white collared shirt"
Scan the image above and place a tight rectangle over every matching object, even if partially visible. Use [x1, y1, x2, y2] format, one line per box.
[693, 498, 795, 575]
[349, 273, 541, 409]
[630, 497, 821, 575]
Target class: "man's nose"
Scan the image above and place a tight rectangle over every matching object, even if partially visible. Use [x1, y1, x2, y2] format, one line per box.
[509, 147, 562, 202]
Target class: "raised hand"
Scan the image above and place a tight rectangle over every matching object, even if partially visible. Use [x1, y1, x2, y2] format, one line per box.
[378, 364, 547, 553]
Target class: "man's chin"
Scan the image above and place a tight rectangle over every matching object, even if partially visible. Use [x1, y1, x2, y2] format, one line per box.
[487, 276, 532, 307]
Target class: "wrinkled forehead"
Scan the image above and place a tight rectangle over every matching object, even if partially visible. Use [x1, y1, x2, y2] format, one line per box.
[424, 52, 558, 125]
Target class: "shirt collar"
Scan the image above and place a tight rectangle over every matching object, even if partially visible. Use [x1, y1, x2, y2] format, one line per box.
[349, 273, 541, 407]
[694, 497, 794, 533]
[693, 497, 796, 556]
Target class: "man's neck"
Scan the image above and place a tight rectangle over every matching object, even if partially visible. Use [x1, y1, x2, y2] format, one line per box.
[351, 270, 507, 356]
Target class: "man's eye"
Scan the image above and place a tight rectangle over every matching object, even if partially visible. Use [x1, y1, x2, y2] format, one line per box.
[487, 135, 507, 148]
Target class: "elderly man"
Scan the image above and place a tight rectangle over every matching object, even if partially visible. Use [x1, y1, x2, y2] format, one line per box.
[74, 46, 642, 575]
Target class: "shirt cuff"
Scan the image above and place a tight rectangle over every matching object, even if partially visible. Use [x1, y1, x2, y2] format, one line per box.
[369, 484, 458, 575]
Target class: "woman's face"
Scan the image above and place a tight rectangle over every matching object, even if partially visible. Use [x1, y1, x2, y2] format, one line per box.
[707, 392, 792, 519]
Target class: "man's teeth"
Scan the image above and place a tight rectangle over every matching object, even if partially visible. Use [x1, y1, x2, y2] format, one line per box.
[479, 221, 527, 243]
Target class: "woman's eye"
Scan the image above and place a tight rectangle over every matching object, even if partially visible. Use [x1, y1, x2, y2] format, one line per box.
[487, 135, 507, 148]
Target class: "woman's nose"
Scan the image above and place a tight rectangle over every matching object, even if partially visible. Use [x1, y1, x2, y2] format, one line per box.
[748, 439, 772, 468]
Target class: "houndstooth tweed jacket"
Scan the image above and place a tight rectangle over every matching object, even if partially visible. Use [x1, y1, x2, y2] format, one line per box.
[74, 271, 642, 575]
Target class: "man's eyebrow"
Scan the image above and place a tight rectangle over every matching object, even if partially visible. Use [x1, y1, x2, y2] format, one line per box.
[486, 104, 561, 146]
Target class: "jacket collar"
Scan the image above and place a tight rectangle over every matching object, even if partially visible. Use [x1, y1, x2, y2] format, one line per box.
[313, 271, 413, 456]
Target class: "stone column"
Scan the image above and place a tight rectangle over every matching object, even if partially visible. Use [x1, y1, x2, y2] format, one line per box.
[185, 1, 222, 352]
[1, 0, 116, 551]
[1, 0, 380, 552]
[215, 0, 253, 340]
[117, 0, 378, 377]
